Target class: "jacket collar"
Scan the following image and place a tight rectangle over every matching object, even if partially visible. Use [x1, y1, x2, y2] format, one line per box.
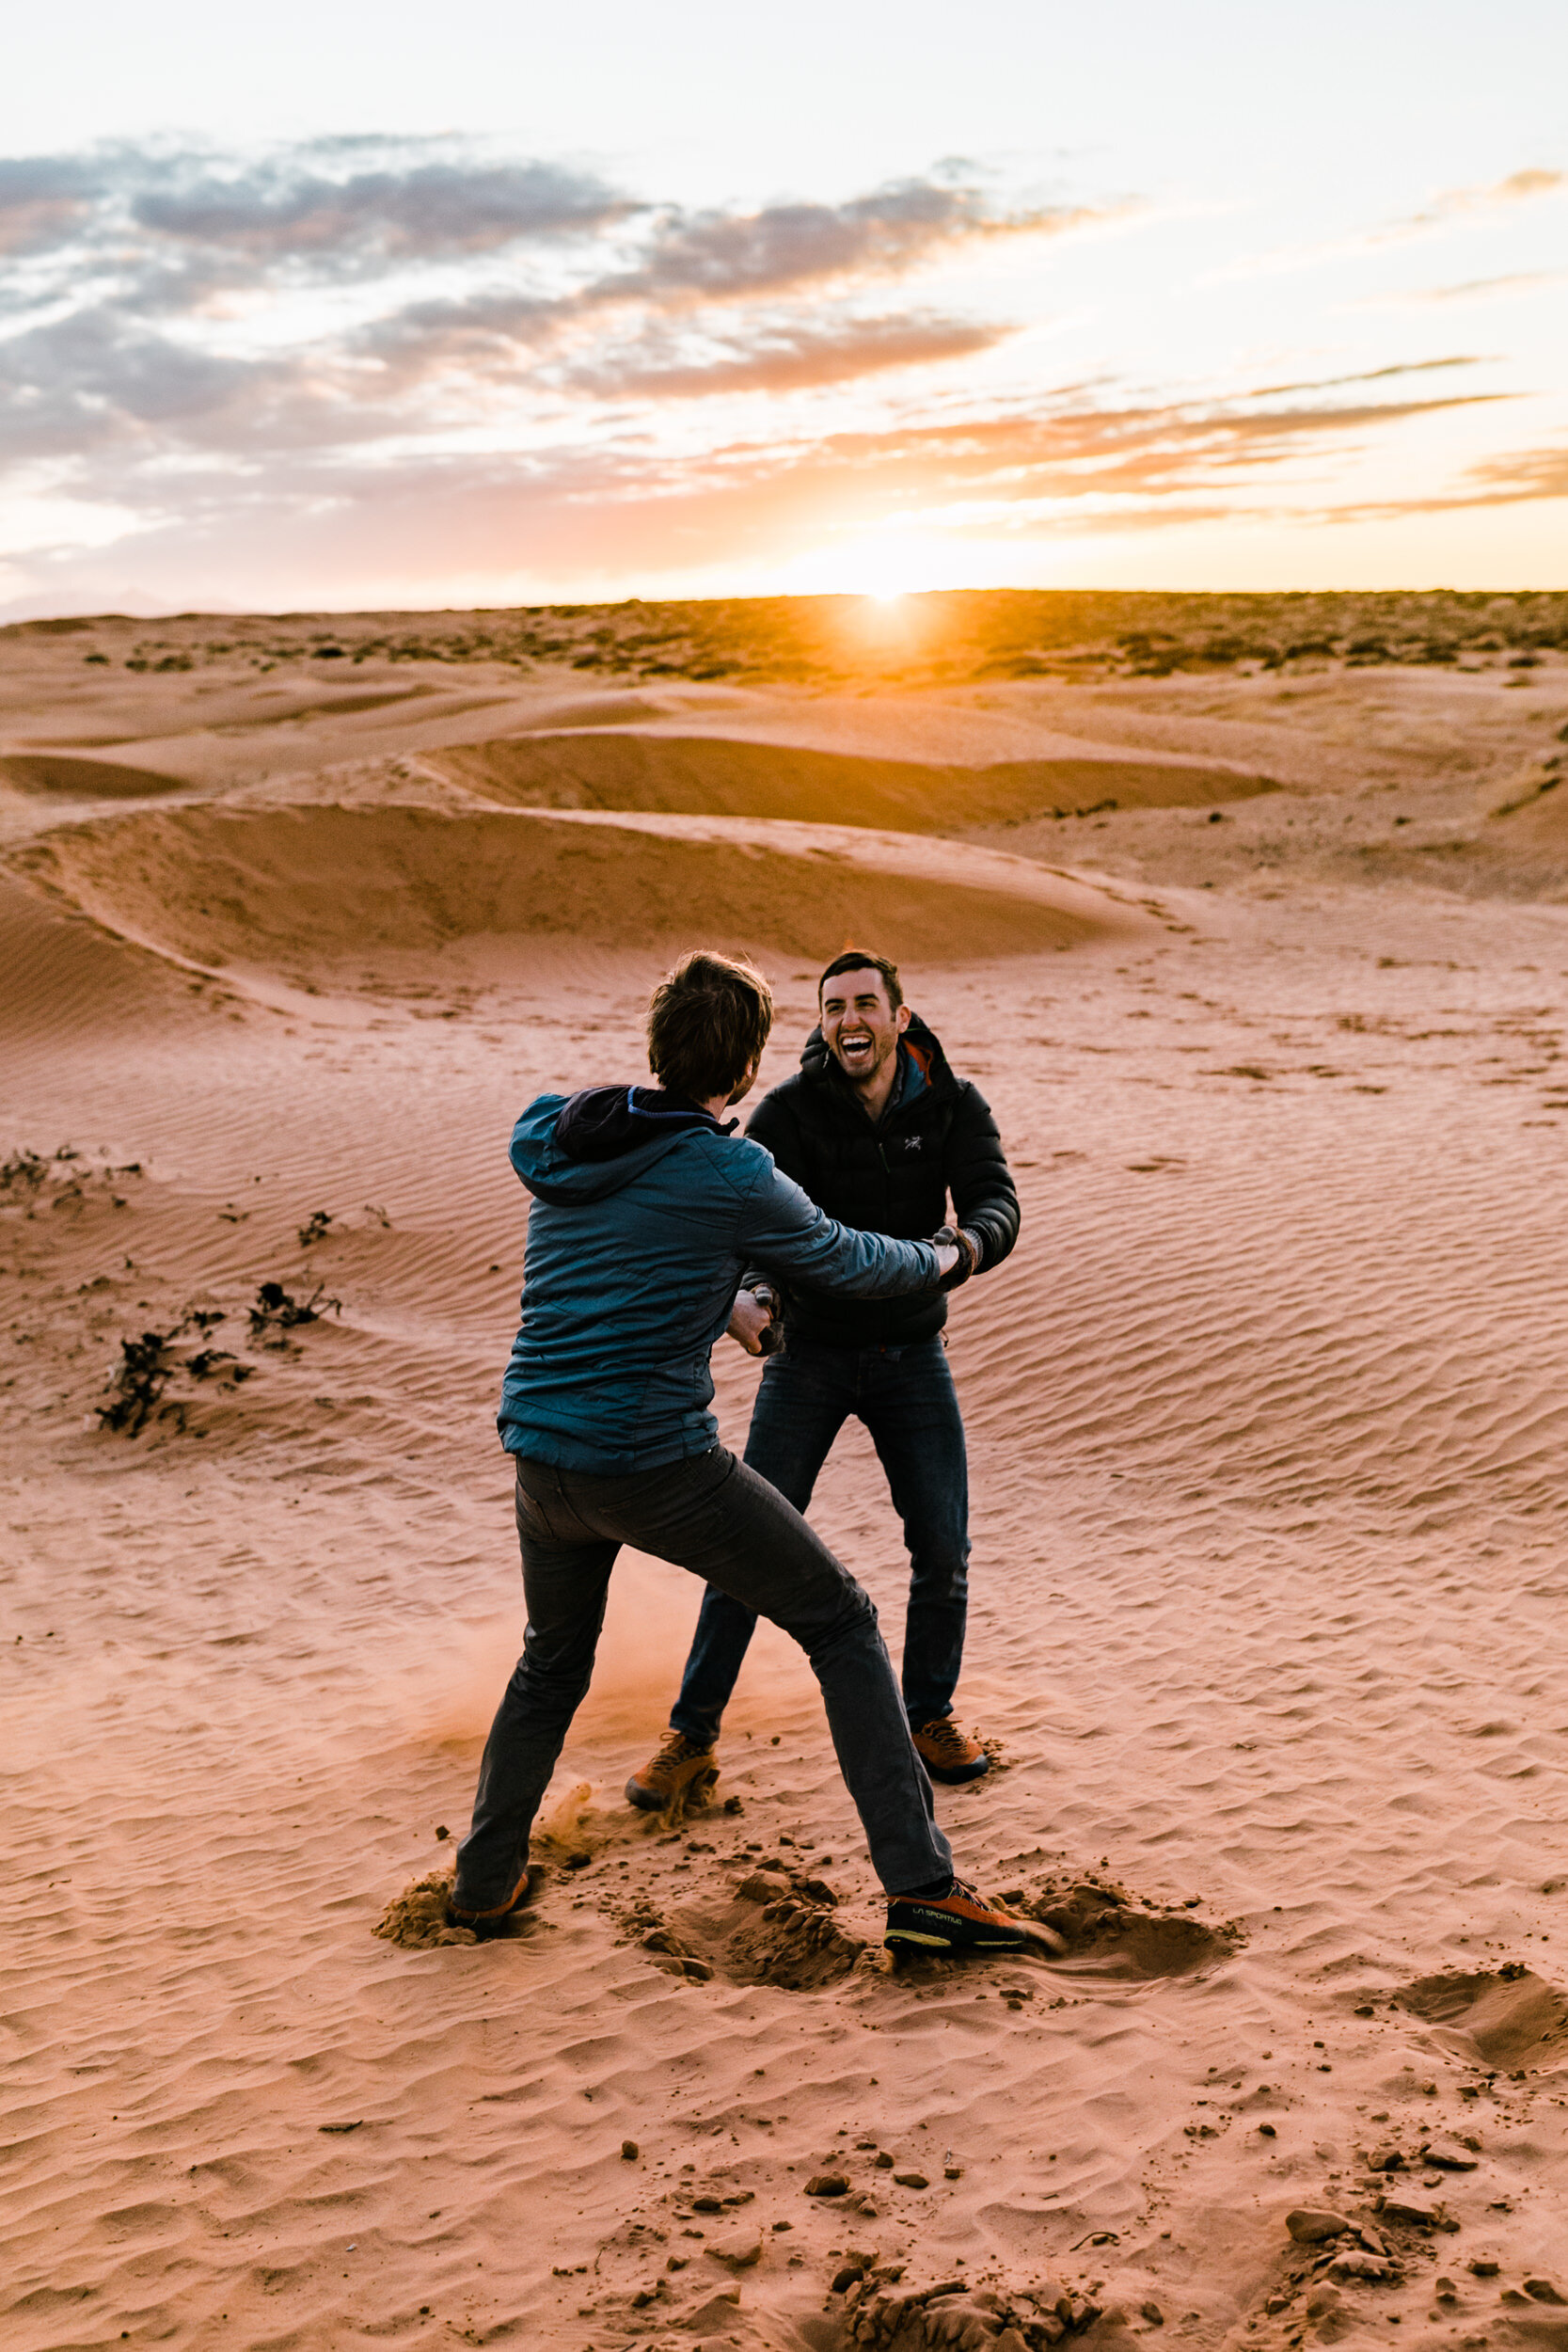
[554, 1085, 736, 1162]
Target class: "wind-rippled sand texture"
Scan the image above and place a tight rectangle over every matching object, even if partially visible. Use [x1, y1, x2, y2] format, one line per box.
[2, 608, 1567, 2352]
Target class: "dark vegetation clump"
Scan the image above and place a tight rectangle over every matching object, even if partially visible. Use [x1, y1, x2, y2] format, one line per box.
[95, 1277, 340, 1437]
[98, 1329, 180, 1434]
[247, 1279, 341, 1341]
[2, 1145, 143, 1215]
[1, 1148, 52, 1200]
[95, 1307, 244, 1435]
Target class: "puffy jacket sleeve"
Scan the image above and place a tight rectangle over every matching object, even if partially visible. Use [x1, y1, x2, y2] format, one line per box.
[947, 1082, 1020, 1270]
[738, 1154, 942, 1296]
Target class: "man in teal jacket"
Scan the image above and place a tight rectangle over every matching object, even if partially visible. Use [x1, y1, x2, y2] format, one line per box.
[451, 948, 1032, 1958]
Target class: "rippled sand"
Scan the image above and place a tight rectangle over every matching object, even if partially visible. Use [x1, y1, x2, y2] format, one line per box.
[4, 617, 1567, 2351]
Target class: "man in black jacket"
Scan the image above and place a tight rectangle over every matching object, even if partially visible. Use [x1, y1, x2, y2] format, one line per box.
[627, 947, 1019, 1812]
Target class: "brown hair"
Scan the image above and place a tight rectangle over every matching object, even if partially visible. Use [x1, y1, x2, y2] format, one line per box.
[647, 949, 774, 1103]
[817, 947, 904, 1011]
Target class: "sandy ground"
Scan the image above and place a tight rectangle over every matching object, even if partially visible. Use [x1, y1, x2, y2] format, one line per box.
[3, 622, 1568, 2352]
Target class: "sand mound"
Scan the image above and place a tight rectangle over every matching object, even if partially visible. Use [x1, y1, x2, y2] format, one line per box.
[430, 729, 1276, 829]
[1397, 1968, 1568, 2069]
[0, 750, 190, 798]
[1018, 1877, 1239, 1981]
[372, 1868, 478, 1950]
[639, 1867, 870, 1993]
[7, 802, 1136, 991]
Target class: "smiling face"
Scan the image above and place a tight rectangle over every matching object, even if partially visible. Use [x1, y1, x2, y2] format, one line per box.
[820, 963, 911, 1098]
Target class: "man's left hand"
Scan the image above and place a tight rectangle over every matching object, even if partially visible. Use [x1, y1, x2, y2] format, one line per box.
[726, 1287, 778, 1355]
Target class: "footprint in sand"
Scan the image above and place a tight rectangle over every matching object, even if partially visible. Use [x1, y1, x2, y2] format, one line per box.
[1396, 1965, 1568, 2070]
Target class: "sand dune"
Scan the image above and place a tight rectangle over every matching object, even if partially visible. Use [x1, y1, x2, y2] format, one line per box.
[0, 873, 206, 1042]
[7, 801, 1142, 993]
[431, 727, 1275, 829]
[4, 630, 1568, 2352]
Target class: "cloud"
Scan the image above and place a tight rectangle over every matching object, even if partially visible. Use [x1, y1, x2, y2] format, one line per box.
[596, 178, 1101, 305]
[0, 138, 1077, 423]
[1385, 164, 1565, 238]
[689, 383, 1509, 515]
[1241, 357, 1488, 398]
[1381, 438, 1568, 513]
[559, 311, 1011, 398]
[1452, 166, 1564, 209]
[0, 306, 280, 462]
[0, 154, 101, 257]
[128, 155, 630, 265]
[1359, 270, 1565, 309]
[0, 131, 1555, 608]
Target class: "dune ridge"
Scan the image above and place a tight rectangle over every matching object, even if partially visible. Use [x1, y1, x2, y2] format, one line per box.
[430, 729, 1275, 828]
[5, 801, 1145, 997]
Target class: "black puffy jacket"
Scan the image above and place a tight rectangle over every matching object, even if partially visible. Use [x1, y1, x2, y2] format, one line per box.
[742, 1012, 1020, 1348]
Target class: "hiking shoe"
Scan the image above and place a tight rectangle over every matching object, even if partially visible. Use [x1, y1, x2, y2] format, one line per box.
[912, 1717, 990, 1785]
[625, 1729, 719, 1812]
[448, 1868, 532, 1942]
[884, 1878, 1034, 1955]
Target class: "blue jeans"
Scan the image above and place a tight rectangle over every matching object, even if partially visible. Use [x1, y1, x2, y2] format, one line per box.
[672, 1337, 970, 1747]
[455, 1446, 952, 1907]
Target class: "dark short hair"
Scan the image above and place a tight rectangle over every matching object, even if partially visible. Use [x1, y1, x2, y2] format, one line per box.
[817, 948, 904, 1012]
[647, 949, 774, 1102]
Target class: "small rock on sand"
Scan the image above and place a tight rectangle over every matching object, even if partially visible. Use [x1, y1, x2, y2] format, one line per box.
[1525, 2281, 1568, 2306]
[1328, 2252, 1392, 2283]
[894, 2171, 929, 2189]
[1378, 2195, 1441, 2229]
[805, 2172, 848, 2197]
[679, 2284, 742, 2330]
[707, 2237, 762, 2269]
[1288, 2210, 1353, 2244]
[620, 2138, 638, 2159]
[1421, 2138, 1479, 2170]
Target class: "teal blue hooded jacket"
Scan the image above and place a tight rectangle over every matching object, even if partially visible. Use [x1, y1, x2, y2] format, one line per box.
[497, 1085, 944, 1472]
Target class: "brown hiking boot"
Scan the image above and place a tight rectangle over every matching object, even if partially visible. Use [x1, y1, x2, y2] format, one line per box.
[625, 1729, 719, 1812]
[447, 1867, 533, 1942]
[911, 1717, 990, 1785]
[884, 1878, 1034, 1954]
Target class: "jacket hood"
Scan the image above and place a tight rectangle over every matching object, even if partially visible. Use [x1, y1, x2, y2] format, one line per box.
[799, 1009, 958, 1104]
[512, 1087, 733, 1204]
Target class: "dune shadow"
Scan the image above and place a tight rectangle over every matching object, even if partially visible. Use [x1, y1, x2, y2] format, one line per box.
[0, 752, 190, 798]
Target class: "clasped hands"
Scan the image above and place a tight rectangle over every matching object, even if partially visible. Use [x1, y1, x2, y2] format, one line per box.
[725, 1229, 982, 1357]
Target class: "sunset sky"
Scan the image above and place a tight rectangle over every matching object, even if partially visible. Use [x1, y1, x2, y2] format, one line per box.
[2, 0, 1564, 616]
